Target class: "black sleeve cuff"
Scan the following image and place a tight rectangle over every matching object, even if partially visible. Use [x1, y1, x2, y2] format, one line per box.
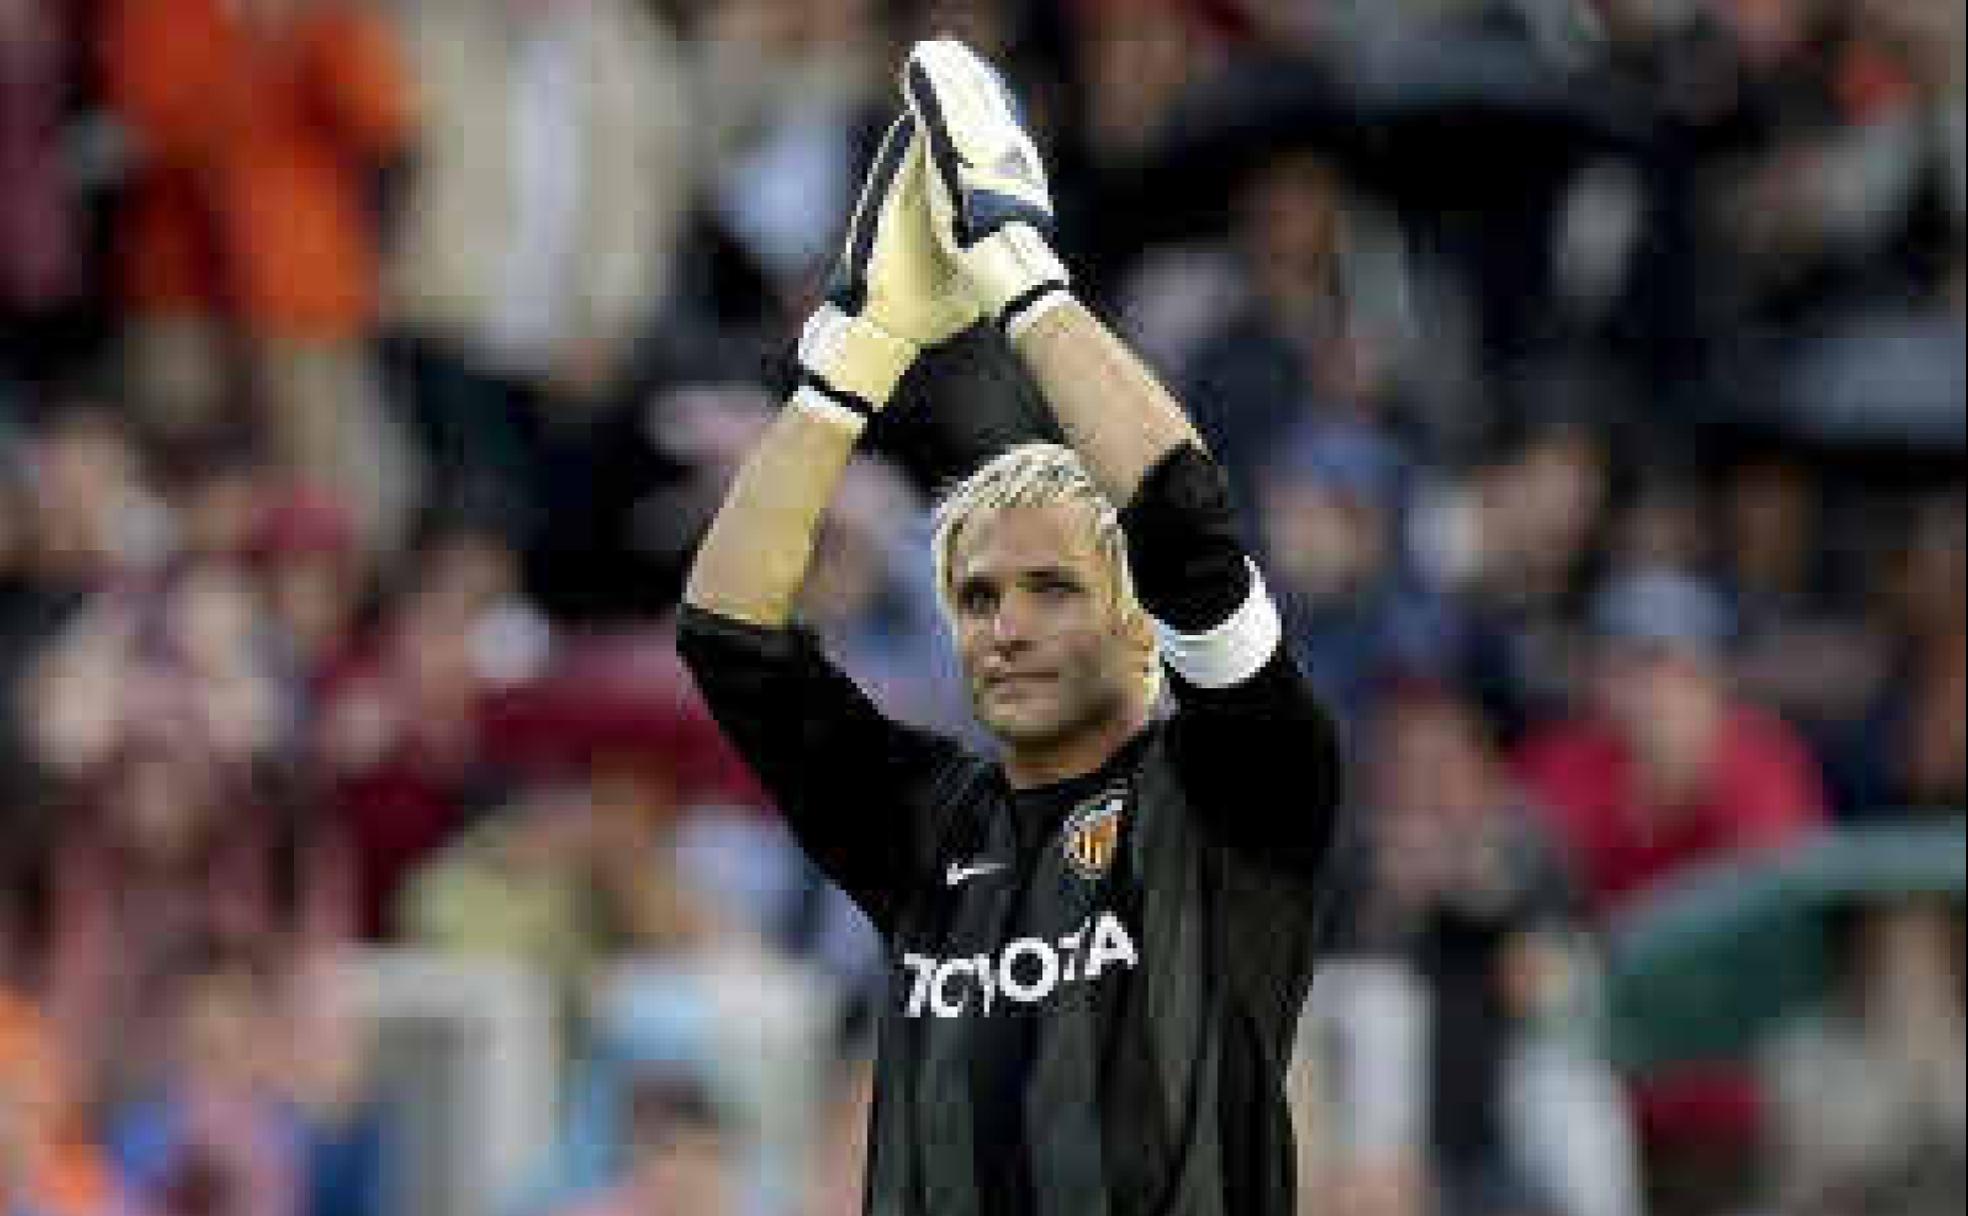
[676, 604, 817, 668]
[1118, 444, 1252, 632]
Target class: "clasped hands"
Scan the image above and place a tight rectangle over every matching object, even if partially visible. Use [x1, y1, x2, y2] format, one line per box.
[794, 40, 1076, 423]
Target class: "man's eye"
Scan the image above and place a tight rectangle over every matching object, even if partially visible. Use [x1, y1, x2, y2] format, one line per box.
[958, 586, 996, 614]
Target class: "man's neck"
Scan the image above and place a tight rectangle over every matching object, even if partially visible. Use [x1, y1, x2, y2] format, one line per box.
[1002, 704, 1153, 791]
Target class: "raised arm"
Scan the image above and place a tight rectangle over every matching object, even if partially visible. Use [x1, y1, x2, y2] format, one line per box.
[679, 115, 982, 932]
[684, 403, 863, 626]
[685, 113, 977, 624]
[904, 39, 1344, 872]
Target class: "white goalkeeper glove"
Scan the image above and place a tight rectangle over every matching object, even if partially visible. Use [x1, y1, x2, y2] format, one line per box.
[795, 114, 980, 424]
[901, 38, 1074, 340]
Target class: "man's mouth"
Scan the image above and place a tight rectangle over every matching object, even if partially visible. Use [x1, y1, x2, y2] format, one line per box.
[984, 671, 1055, 693]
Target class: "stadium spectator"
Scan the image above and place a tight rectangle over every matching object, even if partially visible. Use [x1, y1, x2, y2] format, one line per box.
[1329, 682, 1643, 1216]
[101, 0, 418, 551]
[32, 739, 349, 1099]
[13, 404, 156, 594]
[1720, 456, 1890, 752]
[1423, 424, 1612, 744]
[387, 0, 694, 533]
[164, 449, 267, 569]
[1720, 456, 1826, 640]
[1257, 417, 1460, 728]
[1518, 570, 1829, 920]
[404, 763, 718, 1025]
[246, 488, 365, 698]
[139, 561, 288, 768]
[2, 407, 155, 812]
[1179, 155, 1380, 510]
[317, 515, 545, 938]
[1835, 497, 1968, 817]
[105, 945, 323, 1216]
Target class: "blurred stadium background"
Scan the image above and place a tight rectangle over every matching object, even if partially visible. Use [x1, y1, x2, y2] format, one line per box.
[0, 0, 1961, 1214]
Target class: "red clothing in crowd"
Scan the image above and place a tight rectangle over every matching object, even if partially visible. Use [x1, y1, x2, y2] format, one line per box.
[1517, 705, 1827, 920]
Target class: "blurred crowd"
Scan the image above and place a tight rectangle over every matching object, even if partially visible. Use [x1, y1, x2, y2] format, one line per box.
[0, 0, 1962, 1215]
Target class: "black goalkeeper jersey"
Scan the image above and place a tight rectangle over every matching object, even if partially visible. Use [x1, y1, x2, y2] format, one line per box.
[676, 447, 1345, 1216]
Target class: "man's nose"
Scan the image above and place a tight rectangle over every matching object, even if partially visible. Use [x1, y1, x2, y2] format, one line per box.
[990, 593, 1036, 647]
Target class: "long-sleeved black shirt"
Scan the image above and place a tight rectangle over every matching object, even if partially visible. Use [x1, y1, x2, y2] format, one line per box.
[677, 444, 1345, 1216]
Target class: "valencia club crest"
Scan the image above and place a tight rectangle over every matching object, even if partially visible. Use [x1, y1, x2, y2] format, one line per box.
[1063, 789, 1126, 881]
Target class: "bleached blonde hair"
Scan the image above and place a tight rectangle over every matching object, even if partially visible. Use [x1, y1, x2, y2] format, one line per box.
[930, 443, 1159, 694]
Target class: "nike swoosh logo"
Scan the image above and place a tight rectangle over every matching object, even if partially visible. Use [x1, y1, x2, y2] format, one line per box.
[946, 861, 1009, 888]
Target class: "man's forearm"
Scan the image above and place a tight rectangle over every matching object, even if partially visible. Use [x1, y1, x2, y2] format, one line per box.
[683, 403, 863, 628]
[1010, 300, 1203, 506]
[1014, 299, 1253, 636]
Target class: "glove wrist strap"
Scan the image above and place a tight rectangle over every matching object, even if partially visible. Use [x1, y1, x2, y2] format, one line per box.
[1001, 282, 1074, 341]
[790, 382, 871, 435]
[798, 303, 918, 411]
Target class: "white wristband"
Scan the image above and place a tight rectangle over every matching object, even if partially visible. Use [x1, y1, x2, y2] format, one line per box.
[1004, 286, 1075, 342]
[1154, 561, 1283, 690]
[789, 384, 869, 435]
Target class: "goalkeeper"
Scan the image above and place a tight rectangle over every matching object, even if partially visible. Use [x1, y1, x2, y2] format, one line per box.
[678, 39, 1346, 1216]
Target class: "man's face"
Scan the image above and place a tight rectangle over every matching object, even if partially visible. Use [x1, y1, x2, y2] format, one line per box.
[1261, 481, 1386, 604]
[1596, 643, 1727, 792]
[948, 504, 1147, 752]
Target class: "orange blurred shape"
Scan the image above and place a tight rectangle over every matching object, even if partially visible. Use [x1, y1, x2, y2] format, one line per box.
[0, 992, 119, 1216]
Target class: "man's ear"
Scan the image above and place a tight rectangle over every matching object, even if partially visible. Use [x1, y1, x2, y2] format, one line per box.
[1122, 608, 1158, 670]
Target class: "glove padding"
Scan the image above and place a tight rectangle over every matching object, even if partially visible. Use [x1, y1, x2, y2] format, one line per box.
[901, 39, 1072, 333]
[798, 114, 979, 415]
